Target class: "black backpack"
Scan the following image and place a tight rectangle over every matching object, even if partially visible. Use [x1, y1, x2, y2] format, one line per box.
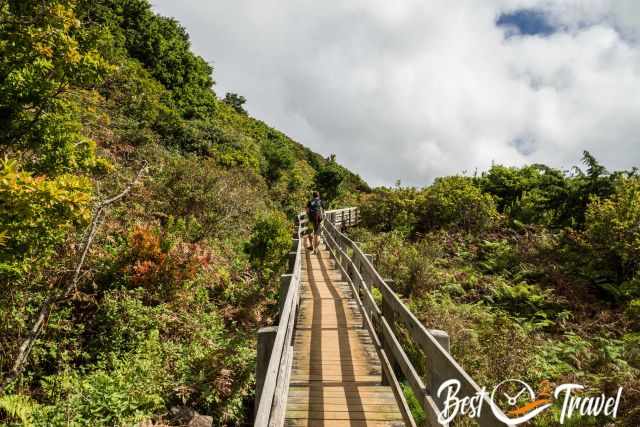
[309, 198, 323, 222]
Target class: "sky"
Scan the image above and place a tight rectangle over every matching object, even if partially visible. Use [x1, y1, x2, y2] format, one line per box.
[152, 0, 640, 187]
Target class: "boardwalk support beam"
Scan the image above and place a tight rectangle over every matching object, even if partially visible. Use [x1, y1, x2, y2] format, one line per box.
[255, 326, 277, 416]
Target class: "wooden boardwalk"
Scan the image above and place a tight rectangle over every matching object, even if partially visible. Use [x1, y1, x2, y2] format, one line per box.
[284, 245, 405, 427]
[256, 207, 509, 427]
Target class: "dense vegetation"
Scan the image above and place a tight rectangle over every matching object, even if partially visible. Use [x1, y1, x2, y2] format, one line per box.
[2, 1, 638, 427]
[0, 1, 366, 425]
[352, 153, 640, 426]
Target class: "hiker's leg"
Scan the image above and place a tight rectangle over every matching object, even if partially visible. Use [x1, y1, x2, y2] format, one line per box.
[311, 230, 317, 253]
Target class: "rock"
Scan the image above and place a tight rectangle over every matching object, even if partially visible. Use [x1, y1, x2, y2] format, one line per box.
[169, 406, 197, 424]
[170, 406, 213, 427]
[188, 415, 213, 427]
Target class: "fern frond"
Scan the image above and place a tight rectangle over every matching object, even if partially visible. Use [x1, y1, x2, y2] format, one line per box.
[0, 394, 34, 427]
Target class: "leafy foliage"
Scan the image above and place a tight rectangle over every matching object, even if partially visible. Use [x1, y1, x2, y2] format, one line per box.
[584, 177, 640, 296]
[352, 152, 640, 426]
[0, 394, 35, 426]
[360, 187, 422, 234]
[0, 1, 365, 425]
[314, 156, 346, 205]
[245, 211, 292, 281]
[477, 151, 623, 228]
[223, 92, 247, 115]
[419, 176, 498, 232]
[0, 159, 92, 279]
[0, 0, 111, 172]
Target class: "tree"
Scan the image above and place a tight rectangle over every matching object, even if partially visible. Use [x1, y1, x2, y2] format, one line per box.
[0, 0, 111, 173]
[223, 92, 247, 114]
[77, 0, 217, 119]
[244, 211, 291, 283]
[585, 177, 640, 288]
[418, 176, 498, 232]
[314, 157, 345, 204]
[261, 139, 294, 182]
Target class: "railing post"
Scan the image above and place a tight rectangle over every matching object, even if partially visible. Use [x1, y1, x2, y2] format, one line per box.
[279, 274, 293, 315]
[428, 329, 450, 354]
[360, 253, 374, 293]
[354, 256, 362, 296]
[287, 236, 304, 271]
[255, 326, 278, 415]
[426, 329, 450, 413]
[381, 280, 400, 385]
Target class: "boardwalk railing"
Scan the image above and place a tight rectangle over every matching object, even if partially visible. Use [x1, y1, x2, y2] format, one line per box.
[254, 211, 305, 427]
[255, 206, 512, 427]
[321, 208, 512, 427]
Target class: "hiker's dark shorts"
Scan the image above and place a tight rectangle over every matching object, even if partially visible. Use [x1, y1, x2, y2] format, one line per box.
[310, 217, 322, 234]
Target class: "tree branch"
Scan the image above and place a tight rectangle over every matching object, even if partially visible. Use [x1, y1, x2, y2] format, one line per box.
[0, 162, 148, 392]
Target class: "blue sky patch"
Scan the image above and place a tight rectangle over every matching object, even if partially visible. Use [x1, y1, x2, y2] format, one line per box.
[497, 9, 557, 37]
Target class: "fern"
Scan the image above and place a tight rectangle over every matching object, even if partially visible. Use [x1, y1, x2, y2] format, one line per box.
[0, 394, 34, 427]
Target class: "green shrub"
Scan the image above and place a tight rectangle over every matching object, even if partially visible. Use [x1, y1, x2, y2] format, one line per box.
[585, 177, 640, 291]
[35, 332, 168, 427]
[360, 187, 423, 234]
[261, 138, 295, 183]
[0, 159, 92, 279]
[476, 239, 518, 274]
[625, 299, 640, 326]
[478, 153, 618, 228]
[0, 394, 36, 426]
[314, 158, 345, 205]
[150, 150, 266, 239]
[418, 176, 498, 232]
[487, 279, 550, 316]
[244, 211, 291, 282]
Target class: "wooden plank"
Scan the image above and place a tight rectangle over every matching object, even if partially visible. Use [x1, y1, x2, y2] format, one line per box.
[287, 403, 400, 412]
[286, 420, 404, 427]
[288, 386, 397, 394]
[287, 393, 398, 401]
[286, 411, 402, 421]
[291, 366, 380, 373]
[290, 375, 382, 382]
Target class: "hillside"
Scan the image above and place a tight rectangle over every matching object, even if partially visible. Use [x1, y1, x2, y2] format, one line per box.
[0, 1, 367, 425]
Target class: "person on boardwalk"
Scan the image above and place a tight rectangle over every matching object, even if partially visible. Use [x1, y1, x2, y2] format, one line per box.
[305, 191, 324, 254]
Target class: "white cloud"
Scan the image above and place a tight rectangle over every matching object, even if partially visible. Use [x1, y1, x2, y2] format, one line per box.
[152, 0, 640, 186]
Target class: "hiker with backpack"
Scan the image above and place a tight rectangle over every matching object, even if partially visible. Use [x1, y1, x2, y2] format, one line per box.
[306, 191, 324, 254]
